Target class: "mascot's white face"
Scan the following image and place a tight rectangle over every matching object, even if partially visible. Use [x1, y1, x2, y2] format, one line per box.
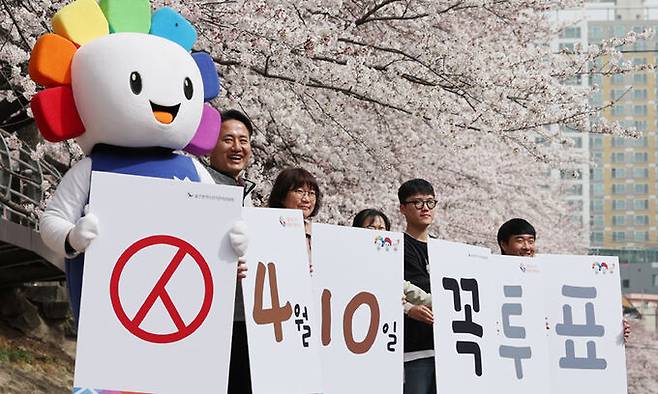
[71, 33, 204, 154]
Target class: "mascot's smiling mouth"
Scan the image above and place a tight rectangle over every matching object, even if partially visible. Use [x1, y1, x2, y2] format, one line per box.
[150, 101, 180, 124]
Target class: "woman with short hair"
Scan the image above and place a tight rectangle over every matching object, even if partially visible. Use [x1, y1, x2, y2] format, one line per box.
[268, 167, 322, 272]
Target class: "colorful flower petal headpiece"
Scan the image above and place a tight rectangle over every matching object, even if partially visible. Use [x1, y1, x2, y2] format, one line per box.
[29, 0, 221, 155]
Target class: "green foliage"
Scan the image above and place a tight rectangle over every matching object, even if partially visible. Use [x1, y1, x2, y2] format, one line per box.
[0, 346, 34, 364]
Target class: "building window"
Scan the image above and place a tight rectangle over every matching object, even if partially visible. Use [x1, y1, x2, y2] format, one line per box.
[634, 73, 648, 84]
[611, 89, 627, 100]
[613, 200, 626, 210]
[635, 231, 649, 241]
[633, 89, 648, 100]
[591, 168, 603, 181]
[634, 104, 648, 116]
[592, 215, 604, 228]
[653, 275, 658, 287]
[633, 168, 649, 178]
[635, 184, 649, 194]
[622, 279, 630, 288]
[592, 183, 604, 196]
[613, 184, 626, 194]
[634, 120, 647, 130]
[611, 74, 625, 84]
[613, 231, 626, 241]
[591, 232, 604, 244]
[634, 152, 648, 163]
[613, 215, 626, 226]
[612, 105, 625, 116]
[612, 137, 627, 147]
[590, 135, 603, 149]
[612, 152, 625, 163]
[560, 26, 582, 38]
[612, 168, 625, 179]
[635, 215, 649, 226]
[634, 199, 649, 210]
[591, 199, 604, 213]
[630, 137, 648, 147]
[590, 26, 603, 39]
[634, 57, 648, 65]
[566, 184, 583, 196]
[614, 26, 626, 37]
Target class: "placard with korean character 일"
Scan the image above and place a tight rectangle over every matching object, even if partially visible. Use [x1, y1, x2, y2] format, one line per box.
[241, 207, 322, 394]
[311, 223, 404, 394]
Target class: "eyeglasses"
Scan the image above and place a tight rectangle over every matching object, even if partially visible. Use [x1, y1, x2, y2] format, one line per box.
[403, 199, 437, 210]
[291, 188, 317, 199]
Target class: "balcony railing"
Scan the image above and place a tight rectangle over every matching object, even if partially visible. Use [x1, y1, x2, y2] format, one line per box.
[0, 128, 65, 287]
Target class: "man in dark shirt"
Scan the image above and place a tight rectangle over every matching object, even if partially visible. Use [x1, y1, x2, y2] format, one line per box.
[399, 178, 438, 394]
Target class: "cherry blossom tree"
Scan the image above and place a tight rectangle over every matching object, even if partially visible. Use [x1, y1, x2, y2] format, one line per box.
[0, 0, 651, 252]
[2, 2, 657, 389]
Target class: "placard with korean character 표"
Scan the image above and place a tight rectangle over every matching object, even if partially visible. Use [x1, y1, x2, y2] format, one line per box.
[538, 254, 627, 394]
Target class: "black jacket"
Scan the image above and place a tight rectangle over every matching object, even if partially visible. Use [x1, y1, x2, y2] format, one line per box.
[403, 233, 434, 353]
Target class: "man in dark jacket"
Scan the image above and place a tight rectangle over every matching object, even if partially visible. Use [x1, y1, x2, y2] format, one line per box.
[207, 109, 255, 394]
[399, 178, 438, 394]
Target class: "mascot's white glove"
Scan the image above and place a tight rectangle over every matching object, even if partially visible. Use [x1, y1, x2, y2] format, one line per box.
[229, 220, 249, 257]
[67, 209, 99, 254]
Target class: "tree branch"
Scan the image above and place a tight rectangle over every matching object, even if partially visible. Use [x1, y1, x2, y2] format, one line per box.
[354, 0, 401, 26]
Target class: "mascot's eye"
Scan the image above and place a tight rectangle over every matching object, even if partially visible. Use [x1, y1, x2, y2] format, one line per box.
[130, 72, 142, 95]
[183, 77, 193, 100]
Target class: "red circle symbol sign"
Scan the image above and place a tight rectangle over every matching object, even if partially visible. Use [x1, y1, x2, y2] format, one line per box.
[109, 235, 213, 344]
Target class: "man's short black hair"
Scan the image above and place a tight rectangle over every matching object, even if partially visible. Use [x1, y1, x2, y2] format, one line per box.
[398, 178, 435, 204]
[497, 218, 536, 247]
[221, 109, 253, 136]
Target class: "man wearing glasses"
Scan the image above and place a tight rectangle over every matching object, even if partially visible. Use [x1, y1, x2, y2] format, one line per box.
[398, 178, 438, 394]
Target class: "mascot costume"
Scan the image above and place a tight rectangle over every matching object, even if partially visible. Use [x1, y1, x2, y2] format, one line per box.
[30, 0, 246, 322]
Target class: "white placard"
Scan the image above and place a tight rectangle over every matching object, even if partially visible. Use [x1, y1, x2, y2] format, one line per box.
[242, 208, 323, 394]
[429, 240, 550, 394]
[430, 238, 491, 258]
[74, 172, 242, 393]
[311, 223, 404, 394]
[538, 254, 627, 394]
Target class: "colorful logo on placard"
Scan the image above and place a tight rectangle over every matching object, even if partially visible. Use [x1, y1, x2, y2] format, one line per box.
[518, 261, 540, 273]
[592, 261, 614, 274]
[73, 387, 138, 394]
[279, 215, 302, 228]
[375, 235, 400, 252]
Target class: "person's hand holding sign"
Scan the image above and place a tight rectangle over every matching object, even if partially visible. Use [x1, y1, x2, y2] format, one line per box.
[230, 220, 249, 281]
[237, 257, 248, 280]
[408, 304, 433, 325]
